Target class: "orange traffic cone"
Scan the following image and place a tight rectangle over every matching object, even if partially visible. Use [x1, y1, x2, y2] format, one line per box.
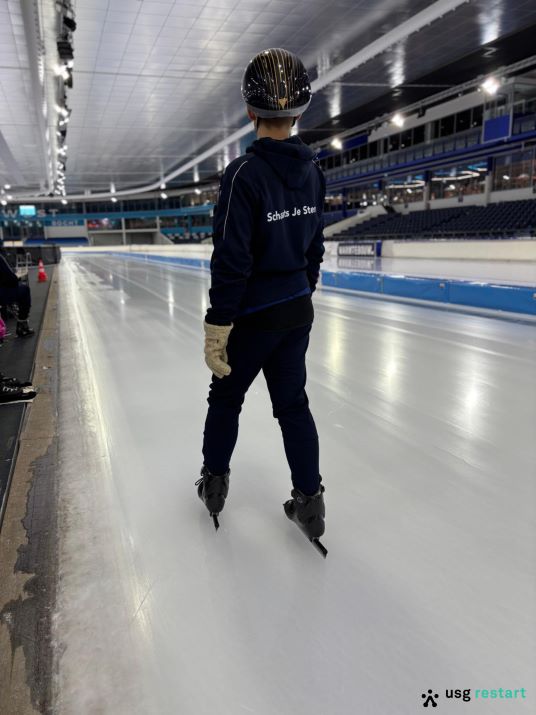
[37, 259, 48, 283]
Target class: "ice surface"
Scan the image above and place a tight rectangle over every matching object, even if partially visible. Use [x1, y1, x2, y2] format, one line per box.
[53, 254, 536, 714]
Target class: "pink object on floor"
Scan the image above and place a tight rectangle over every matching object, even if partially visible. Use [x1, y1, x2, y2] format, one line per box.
[0, 316, 6, 341]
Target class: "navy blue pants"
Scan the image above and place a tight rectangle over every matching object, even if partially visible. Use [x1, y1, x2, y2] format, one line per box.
[0, 282, 31, 320]
[202, 323, 320, 495]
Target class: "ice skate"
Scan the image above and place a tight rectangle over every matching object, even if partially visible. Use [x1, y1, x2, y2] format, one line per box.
[195, 466, 230, 530]
[0, 383, 37, 405]
[284, 482, 327, 557]
[0, 372, 33, 388]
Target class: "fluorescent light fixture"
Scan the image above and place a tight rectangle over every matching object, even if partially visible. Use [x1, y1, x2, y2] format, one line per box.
[161, 192, 168, 199]
[391, 113, 405, 127]
[331, 138, 343, 150]
[110, 183, 116, 194]
[481, 76, 500, 95]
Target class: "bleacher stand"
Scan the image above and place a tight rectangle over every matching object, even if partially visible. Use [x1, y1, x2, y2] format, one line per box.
[330, 199, 536, 240]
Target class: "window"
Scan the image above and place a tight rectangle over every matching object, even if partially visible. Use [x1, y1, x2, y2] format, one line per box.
[471, 105, 483, 128]
[400, 129, 412, 148]
[493, 149, 534, 191]
[413, 125, 425, 145]
[455, 110, 471, 133]
[440, 114, 455, 137]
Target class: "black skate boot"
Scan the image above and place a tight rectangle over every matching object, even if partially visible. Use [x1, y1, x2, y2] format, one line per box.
[0, 372, 33, 388]
[16, 320, 34, 338]
[0, 383, 37, 404]
[284, 481, 327, 558]
[195, 466, 230, 530]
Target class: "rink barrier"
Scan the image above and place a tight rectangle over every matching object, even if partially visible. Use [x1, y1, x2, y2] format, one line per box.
[95, 252, 536, 317]
[321, 271, 536, 316]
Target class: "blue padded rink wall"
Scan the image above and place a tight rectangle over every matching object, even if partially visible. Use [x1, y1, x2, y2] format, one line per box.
[54, 250, 535, 715]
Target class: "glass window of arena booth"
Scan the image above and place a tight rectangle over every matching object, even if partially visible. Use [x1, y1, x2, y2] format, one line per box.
[430, 161, 487, 199]
[493, 149, 535, 191]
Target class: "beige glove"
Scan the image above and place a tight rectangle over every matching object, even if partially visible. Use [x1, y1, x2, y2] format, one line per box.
[204, 322, 233, 379]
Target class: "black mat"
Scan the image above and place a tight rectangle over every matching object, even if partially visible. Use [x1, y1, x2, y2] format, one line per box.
[0, 268, 52, 521]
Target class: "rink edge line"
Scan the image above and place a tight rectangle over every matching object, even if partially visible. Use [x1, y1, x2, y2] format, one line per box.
[66, 251, 536, 319]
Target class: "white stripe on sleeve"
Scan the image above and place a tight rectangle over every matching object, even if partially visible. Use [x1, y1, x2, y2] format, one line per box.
[222, 160, 249, 242]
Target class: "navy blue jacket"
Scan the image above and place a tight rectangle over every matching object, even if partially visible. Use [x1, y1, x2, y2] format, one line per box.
[205, 136, 325, 326]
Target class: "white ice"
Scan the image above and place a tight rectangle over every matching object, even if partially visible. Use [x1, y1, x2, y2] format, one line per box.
[53, 254, 536, 714]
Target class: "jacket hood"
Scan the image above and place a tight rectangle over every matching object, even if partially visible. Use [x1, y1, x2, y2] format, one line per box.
[249, 136, 315, 190]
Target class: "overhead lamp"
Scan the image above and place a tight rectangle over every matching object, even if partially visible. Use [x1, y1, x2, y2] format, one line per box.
[160, 182, 166, 190]
[160, 192, 168, 199]
[194, 188, 201, 195]
[55, 65, 70, 80]
[391, 113, 405, 128]
[4, 183, 11, 189]
[480, 76, 500, 96]
[6, 194, 12, 200]
[111, 196, 118, 203]
[330, 138, 343, 150]
[61, 198, 68, 205]
[502, 174, 510, 180]
[1, 199, 7, 206]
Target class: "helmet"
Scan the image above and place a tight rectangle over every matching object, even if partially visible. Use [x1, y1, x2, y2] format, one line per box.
[241, 48, 312, 118]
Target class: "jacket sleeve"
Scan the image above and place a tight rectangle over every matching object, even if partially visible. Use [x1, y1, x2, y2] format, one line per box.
[0, 253, 19, 289]
[305, 166, 326, 293]
[205, 161, 256, 325]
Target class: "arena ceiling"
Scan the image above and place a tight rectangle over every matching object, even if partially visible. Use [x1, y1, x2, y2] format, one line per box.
[1, 0, 536, 200]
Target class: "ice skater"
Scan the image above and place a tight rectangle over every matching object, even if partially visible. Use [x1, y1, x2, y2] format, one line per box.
[196, 48, 327, 555]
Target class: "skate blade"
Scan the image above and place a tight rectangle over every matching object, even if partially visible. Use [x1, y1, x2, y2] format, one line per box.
[311, 538, 328, 558]
[211, 513, 220, 530]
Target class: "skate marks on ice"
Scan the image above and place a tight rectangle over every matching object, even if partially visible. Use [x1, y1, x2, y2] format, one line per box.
[54, 256, 536, 714]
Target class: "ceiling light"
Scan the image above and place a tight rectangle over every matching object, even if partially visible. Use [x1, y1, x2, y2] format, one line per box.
[61, 198, 68, 205]
[331, 138, 343, 150]
[1, 200, 7, 206]
[160, 182, 166, 190]
[194, 188, 201, 195]
[391, 113, 405, 128]
[54, 65, 70, 80]
[481, 76, 500, 95]
[111, 196, 118, 203]
[161, 192, 168, 199]
[502, 174, 510, 180]
[6, 194, 12, 200]
[4, 184, 11, 190]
